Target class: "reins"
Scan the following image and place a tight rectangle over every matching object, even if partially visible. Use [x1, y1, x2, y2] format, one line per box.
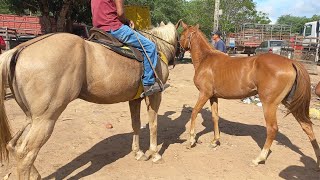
[138, 30, 176, 48]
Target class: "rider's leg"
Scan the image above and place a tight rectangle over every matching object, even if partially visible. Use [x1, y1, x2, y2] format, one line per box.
[109, 25, 162, 96]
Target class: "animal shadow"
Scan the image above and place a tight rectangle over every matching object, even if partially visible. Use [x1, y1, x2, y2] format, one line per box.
[43, 105, 190, 179]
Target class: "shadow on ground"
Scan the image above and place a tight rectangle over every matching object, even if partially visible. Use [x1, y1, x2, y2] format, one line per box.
[43, 105, 190, 180]
[44, 105, 318, 179]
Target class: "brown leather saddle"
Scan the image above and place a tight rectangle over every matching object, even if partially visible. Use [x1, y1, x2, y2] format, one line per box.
[88, 27, 143, 62]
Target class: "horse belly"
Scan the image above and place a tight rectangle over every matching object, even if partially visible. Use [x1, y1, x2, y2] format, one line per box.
[79, 60, 143, 104]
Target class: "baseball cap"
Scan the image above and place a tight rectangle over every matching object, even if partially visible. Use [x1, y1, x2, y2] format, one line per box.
[211, 30, 222, 36]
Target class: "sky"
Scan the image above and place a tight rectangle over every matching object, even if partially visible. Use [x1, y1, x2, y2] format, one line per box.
[253, 0, 320, 24]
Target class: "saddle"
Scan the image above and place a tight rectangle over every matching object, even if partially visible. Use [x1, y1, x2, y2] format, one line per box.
[88, 27, 143, 62]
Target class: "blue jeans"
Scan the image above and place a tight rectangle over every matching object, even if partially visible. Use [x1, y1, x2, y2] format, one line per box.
[110, 25, 157, 86]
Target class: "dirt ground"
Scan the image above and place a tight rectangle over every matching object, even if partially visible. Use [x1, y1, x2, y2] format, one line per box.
[1, 55, 320, 180]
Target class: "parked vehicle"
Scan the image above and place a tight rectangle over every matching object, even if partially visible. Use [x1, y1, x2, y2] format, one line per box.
[280, 20, 320, 74]
[303, 20, 320, 44]
[255, 40, 285, 55]
[226, 23, 292, 56]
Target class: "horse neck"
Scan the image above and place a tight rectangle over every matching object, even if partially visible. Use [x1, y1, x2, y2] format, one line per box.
[189, 32, 215, 71]
[146, 27, 177, 64]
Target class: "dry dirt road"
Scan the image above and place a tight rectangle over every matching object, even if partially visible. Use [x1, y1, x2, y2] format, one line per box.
[1, 59, 320, 180]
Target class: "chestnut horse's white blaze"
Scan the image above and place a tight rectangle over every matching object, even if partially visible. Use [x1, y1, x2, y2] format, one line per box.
[0, 22, 178, 179]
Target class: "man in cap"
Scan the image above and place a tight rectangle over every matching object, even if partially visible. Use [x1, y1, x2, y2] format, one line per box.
[211, 30, 226, 53]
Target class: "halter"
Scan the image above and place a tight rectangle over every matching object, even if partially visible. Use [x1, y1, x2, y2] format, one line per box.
[179, 31, 196, 51]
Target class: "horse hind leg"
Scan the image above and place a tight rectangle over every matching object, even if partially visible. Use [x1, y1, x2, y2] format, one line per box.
[13, 116, 57, 180]
[252, 103, 278, 166]
[6, 119, 41, 180]
[295, 118, 320, 169]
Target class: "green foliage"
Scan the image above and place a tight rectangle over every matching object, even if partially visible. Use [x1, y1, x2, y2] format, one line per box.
[0, 0, 284, 37]
[276, 14, 320, 33]
[0, 3, 12, 14]
[180, 0, 271, 37]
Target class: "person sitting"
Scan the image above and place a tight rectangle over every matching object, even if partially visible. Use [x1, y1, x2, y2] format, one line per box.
[91, 0, 163, 97]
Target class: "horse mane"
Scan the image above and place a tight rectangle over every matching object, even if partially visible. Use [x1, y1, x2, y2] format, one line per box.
[194, 28, 226, 56]
[140, 22, 178, 63]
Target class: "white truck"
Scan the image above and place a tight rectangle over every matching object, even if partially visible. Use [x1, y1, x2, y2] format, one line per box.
[302, 20, 320, 63]
[280, 20, 320, 74]
[303, 20, 320, 43]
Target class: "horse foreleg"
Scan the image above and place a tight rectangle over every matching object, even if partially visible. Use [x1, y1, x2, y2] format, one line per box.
[15, 118, 56, 180]
[144, 93, 162, 163]
[129, 98, 146, 161]
[187, 93, 209, 149]
[252, 104, 278, 166]
[209, 97, 220, 148]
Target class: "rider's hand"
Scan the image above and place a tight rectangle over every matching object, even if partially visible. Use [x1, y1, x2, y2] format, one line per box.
[129, 20, 135, 29]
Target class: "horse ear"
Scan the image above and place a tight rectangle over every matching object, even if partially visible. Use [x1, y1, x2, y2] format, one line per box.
[160, 21, 165, 26]
[175, 19, 183, 29]
[195, 24, 200, 29]
[181, 21, 188, 29]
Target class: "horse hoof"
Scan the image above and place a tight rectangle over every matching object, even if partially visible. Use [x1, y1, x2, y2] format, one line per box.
[209, 140, 220, 149]
[250, 159, 259, 167]
[250, 158, 265, 167]
[152, 153, 163, 164]
[186, 142, 196, 149]
[143, 150, 155, 161]
[134, 150, 146, 161]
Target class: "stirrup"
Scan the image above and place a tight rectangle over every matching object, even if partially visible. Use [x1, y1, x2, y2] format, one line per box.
[140, 81, 169, 98]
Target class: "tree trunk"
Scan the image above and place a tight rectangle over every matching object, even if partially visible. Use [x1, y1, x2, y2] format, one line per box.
[38, 0, 53, 33]
[56, 0, 73, 32]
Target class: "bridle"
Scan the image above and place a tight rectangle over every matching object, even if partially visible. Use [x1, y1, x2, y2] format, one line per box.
[179, 31, 196, 51]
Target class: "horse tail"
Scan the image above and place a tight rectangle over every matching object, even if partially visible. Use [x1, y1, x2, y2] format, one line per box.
[283, 61, 311, 123]
[0, 49, 16, 162]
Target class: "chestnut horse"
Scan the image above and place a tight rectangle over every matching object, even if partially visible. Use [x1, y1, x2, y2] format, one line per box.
[178, 21, 320, 168]
[0, 22, 178, 179]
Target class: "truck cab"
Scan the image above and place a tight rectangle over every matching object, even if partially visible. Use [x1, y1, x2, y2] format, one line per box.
[303, 20, 320, 43]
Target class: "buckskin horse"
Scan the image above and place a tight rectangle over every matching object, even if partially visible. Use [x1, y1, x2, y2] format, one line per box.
[177, 21, 320, 168]
[0, 22, 178, 179]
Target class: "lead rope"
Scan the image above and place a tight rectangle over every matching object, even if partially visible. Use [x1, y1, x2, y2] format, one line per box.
[133, 30, 165, 91]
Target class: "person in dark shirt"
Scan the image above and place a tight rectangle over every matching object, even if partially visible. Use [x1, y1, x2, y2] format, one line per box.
[211, 30, 226, 53]
[91, 0, 162, 97]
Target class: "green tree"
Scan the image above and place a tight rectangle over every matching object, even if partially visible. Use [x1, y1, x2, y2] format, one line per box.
[0, 3, 12, 14]
[181, 0, 271, 37]
[276, 14, 319, 33]
[2, 0, 89, 32]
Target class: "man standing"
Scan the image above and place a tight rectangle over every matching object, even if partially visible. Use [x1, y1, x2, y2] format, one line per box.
[91, 0, 162, 97]
[0, 36, 6, 54]
[211, 30, 226, 53]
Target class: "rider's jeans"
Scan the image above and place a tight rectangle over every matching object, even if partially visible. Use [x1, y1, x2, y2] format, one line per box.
[110, 25, 157, 86]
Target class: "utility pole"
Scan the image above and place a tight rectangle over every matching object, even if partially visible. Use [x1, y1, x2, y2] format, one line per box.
[213, 0, 220, 32]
